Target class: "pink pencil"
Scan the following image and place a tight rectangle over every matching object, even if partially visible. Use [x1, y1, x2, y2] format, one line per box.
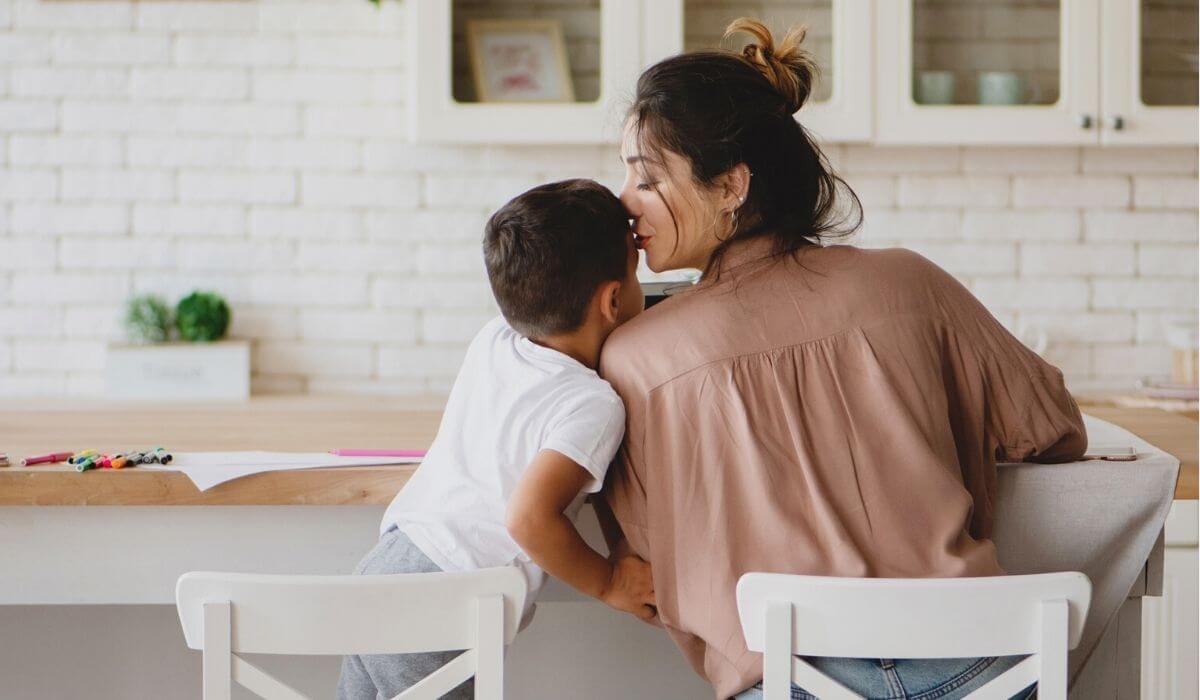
[329, 449, 426, 458]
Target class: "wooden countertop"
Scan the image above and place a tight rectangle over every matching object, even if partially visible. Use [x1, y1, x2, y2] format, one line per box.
[1, 397, 1195, 505]
[0, 397, 441, 506]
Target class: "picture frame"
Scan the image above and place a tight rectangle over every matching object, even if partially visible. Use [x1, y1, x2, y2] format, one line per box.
[466, 19, 576, 103]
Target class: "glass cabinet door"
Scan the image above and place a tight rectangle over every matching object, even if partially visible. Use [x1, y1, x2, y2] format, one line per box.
[643, 0, 872, 141]
[1100, 0, 1198, 144]
[410, 0, 642, 144]
[912, 0, 1061, 107]
[876, 0, 1101, 144]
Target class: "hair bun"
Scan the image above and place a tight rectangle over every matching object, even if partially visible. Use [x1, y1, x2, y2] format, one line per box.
[725, 17, 818, 114]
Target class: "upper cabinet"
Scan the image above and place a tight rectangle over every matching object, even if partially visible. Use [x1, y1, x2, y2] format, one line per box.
[408, 0, 643, 144]
[875, 0, 1197, 145]
[1101, 0, 1199, 144]
[408, 0, 1196, 146]
[875, 0, 1100, 144]
[643, 0, 873, 142]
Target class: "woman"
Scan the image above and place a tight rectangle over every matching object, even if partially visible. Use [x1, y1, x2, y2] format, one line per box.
[597, 19, 1086, 700]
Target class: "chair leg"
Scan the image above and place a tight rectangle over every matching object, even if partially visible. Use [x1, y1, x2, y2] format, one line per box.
[763, 601, 793, 700]
[203, 601, 233, 700]
[1039, 599, 1068, 700]
[474, 595, 505, 700]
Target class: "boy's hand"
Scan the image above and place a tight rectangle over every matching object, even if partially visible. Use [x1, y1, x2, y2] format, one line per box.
[602, 554, 657, 623]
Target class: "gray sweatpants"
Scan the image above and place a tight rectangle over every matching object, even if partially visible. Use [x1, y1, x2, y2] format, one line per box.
[337, 527, 474, 700]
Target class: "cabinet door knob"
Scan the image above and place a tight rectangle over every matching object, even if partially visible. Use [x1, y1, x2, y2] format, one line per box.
[1111, 115, 1126, 130]
[1079, 114, 1094, 129]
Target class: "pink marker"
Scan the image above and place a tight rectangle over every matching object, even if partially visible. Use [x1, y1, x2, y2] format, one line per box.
[21, 452, 75, 467]
[329, 449, 426, 458]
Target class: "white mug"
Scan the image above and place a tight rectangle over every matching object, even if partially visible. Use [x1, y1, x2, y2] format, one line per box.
[978, 71, 1028, 105]
[916, 70, 956, 105]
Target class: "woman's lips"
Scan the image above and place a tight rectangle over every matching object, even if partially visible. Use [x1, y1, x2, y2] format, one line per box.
[633, 232, 651, 250]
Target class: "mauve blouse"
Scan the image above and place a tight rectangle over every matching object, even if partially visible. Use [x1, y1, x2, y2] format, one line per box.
[599, 239, 1087, 699]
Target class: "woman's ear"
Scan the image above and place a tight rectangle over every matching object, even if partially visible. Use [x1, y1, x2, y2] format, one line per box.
[717, 162, 752, 209]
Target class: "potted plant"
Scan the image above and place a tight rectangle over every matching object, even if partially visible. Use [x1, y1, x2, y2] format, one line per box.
[105, 291, 250, 400]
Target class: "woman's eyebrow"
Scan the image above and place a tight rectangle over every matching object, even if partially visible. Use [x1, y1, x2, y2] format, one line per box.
[622, 154, 661, 168]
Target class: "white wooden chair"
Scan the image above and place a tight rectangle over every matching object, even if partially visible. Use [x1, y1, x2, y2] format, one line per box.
[176, 568, 528, 700]
[736, 572, 1091, 700]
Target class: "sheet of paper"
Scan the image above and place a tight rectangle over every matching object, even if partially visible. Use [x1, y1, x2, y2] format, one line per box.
[139, 451, 421, 491]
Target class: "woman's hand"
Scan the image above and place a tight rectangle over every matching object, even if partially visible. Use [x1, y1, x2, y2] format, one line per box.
[601, 554, 658, 624]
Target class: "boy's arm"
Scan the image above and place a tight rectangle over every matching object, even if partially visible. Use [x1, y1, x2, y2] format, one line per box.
[506, 449, 656, 622]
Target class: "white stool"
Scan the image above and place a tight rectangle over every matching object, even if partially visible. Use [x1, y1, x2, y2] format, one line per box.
[736, 572, 1091, 700]
[176, 567, 527, 700]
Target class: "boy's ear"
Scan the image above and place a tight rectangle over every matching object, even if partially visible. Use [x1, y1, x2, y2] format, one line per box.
[597, 280, 622, 325]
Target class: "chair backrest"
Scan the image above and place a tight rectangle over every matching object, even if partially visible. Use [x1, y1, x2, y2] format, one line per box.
[177, 568, 528, 700]
[736, 572, 1091, 700]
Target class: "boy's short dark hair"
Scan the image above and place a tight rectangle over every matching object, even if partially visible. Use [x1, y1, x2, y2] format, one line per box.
[483, 179, 631, 338]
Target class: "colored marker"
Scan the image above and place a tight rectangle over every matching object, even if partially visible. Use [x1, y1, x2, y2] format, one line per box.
[21, 452, 75, 467]
[110, 456, 128, 470]
[329, 449, 427, 458]
[69, 449, 97, 465]
[75, 457, 96, 472]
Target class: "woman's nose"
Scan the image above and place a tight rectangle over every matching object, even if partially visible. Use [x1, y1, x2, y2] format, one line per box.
[619, 189, 639, 216]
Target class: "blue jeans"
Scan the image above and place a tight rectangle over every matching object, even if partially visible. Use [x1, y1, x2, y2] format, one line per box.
[733, 656, 1037, 700]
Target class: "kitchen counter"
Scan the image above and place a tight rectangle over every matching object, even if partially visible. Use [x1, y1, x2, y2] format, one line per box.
[1, 396, 1195, 504]
[1, 397, 1185, 700]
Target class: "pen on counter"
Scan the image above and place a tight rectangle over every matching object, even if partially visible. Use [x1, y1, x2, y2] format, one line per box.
[329, 449, 427, 458]
[21, 451, 75, 467]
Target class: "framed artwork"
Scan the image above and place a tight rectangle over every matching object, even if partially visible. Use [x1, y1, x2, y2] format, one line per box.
[467, 19, 575, 103]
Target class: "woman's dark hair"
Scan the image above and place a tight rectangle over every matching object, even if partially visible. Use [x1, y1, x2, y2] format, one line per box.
[628, 18, 862, 275]
[482, 179, 630, 338]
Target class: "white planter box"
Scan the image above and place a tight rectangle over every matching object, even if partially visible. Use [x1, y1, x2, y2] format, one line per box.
[104, 341, 250, 401]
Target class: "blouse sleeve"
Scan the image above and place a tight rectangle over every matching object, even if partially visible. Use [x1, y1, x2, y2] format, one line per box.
[914, 249, 1088, 466]
[984, 342, 1088, 464]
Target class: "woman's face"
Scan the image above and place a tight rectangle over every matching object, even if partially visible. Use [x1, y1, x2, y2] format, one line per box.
[618, 120, 727, 273]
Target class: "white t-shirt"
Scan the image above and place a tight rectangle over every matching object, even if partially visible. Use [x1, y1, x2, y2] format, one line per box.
[381, 316, 626, 610]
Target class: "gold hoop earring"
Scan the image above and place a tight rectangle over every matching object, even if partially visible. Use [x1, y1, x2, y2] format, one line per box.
[717, 207, 737, 242]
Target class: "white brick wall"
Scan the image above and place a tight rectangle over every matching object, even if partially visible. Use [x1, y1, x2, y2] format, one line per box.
[0, 0, 1196, 398]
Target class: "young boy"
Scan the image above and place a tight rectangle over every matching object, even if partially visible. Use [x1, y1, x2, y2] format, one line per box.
[338, 179, 654, 700]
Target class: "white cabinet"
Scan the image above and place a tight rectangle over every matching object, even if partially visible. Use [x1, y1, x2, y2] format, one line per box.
[875, 0, 1100, 145]
[408, 0, 643, 144]
[408, 1, 1197, 146]
[1141, 500, 1199, 700]
[1100, 0, 1199, 145]
[875, 0, 1197, 145]
[642, 0, 874, 142]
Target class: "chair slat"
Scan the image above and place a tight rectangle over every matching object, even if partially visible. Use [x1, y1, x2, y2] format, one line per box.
[791, 657, 862, 700]
[392, 650, 477, 700]
[177, 568, 527, 656]
[203, 601, 232, 700]
[762, 601, 793, 699]
[963, 655, 1039, 700]
[232, 655, 310, 700]
[475, 595, 505, 700]
[1039, 599, 1069, 700]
